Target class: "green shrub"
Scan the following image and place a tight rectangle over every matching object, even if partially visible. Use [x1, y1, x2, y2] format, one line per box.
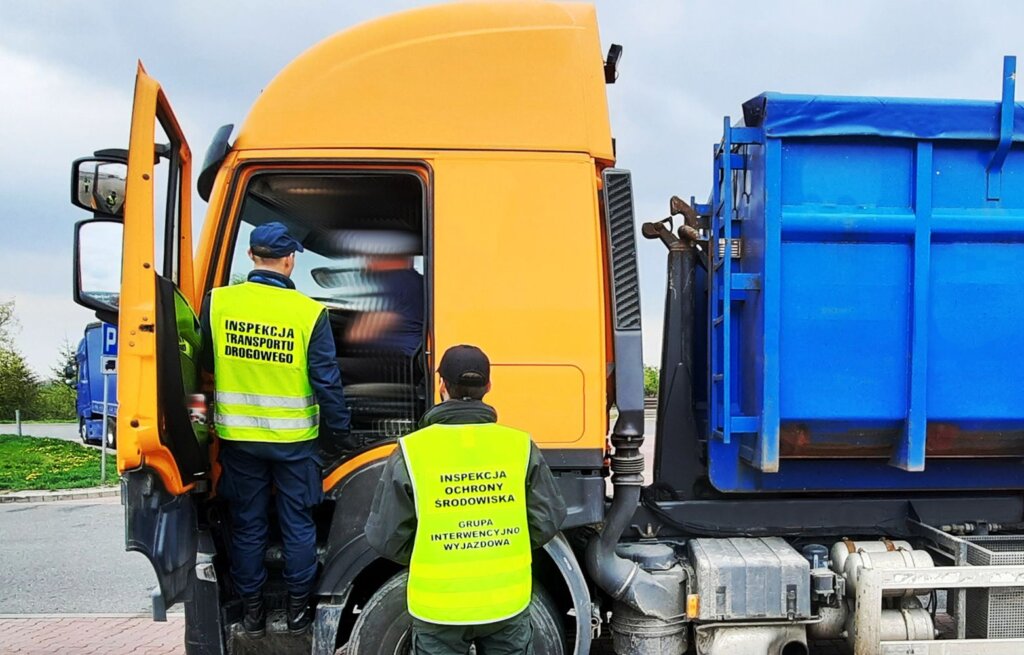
[29, 381, 77, 421]
[0, 349, 38, 421]
[643, 366, 659, 398]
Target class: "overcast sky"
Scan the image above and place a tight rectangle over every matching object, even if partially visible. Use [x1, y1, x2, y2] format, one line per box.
[0, 1, 1021, 375]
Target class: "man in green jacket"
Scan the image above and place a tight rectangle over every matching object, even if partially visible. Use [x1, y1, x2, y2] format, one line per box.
[366, 345, 567, 654]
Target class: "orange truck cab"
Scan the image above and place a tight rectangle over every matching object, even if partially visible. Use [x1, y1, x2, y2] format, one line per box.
[69, 3, 637, 653]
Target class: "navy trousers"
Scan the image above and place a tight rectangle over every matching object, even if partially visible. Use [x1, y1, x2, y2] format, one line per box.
[217, 442, 323, 597]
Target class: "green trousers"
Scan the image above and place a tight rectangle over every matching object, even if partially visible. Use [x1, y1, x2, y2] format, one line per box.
[412, 610, 534, 655]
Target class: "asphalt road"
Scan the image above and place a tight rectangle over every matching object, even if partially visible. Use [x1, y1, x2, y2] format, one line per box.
[0, 496, 158, 614]
[0, 422, 81, 442]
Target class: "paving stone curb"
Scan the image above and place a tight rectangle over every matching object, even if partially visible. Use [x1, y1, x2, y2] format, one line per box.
[0, 486, 120, 503]
[0, 613, 184, 619]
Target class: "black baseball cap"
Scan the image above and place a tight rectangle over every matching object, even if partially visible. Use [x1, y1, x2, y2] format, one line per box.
[438, 345, 490, 387]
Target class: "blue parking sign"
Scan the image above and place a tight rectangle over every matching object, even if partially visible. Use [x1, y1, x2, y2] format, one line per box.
[102, 322, 118, 356]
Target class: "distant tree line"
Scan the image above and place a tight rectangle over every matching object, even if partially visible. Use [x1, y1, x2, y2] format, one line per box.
[0, 300, 77, 421]
[643, 366, 659, 398]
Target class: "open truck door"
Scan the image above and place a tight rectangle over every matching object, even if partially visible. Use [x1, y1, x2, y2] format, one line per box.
[71, 63, 208, 615]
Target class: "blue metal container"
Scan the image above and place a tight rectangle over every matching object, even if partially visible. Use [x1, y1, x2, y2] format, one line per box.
[702, 57, 1024, 492]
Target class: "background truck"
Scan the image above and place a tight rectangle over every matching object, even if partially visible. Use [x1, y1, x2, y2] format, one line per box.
[75, 322, 117, 447]
[67, 2, 1024, 654]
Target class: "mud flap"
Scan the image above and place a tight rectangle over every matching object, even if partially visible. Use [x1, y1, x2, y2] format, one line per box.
[184, 531, 226, 655]
[311, 588, 352, 655]
[124, 469, 199, 615]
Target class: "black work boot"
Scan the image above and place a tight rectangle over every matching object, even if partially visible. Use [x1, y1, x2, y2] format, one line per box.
[241, 594, 266, 638]
[286, 592, 314, 634]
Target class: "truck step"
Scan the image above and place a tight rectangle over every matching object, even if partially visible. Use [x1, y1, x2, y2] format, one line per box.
[228, 610, 314, 655]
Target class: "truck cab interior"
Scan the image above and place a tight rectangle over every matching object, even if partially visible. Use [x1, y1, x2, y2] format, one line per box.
[223, 170, 429, 447]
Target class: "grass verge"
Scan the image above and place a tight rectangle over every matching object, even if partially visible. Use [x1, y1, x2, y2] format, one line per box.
[0, 434, 117, 491]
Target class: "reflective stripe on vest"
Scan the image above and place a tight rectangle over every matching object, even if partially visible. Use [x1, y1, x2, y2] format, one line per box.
[210, 281, 325, 443]
[214, 412, 319, 430]
[215, 391, 317, 409]
[400, 423, 533, 625]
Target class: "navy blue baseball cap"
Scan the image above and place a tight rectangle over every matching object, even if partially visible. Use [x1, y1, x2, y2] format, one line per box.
[250, 222, 304, 258]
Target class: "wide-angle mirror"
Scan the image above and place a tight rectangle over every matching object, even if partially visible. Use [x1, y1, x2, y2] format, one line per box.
[71, 158, 128, 217]
[74, 218, 123, 318]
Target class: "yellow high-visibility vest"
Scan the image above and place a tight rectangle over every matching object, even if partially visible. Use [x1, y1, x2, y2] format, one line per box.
[210, 281, 325, 443]
[400, 423, 533, 625]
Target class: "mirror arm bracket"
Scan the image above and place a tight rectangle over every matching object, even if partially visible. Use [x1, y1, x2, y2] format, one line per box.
[94, 148, 128, 162]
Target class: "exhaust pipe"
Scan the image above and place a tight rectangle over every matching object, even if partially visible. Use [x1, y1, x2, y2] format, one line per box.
[584, 459, 682, 619]
[585, 199, 700, 621]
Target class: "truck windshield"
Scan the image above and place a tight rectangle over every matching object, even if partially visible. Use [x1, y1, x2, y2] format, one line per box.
[223, 171, 428, 441]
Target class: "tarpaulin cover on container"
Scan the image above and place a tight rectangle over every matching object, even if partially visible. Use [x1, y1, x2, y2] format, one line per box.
[702, 87, 1024, 493]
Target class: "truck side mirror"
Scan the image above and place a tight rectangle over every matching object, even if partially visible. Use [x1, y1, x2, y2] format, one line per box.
[71, 156, 128, 218]
[74, 218, 123, 322]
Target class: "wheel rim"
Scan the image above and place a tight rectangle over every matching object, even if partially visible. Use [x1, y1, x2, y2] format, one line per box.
[392, 632, 411, 655]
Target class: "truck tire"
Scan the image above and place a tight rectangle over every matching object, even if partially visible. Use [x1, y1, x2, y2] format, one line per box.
[79, 418, 89, 444]
[346, 571, 567, 655]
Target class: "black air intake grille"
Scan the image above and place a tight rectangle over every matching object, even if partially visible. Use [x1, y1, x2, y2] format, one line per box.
[603, 169, 642, 330]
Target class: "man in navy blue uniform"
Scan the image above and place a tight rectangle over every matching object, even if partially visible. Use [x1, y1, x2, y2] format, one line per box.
[200, 222, 357, 637]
